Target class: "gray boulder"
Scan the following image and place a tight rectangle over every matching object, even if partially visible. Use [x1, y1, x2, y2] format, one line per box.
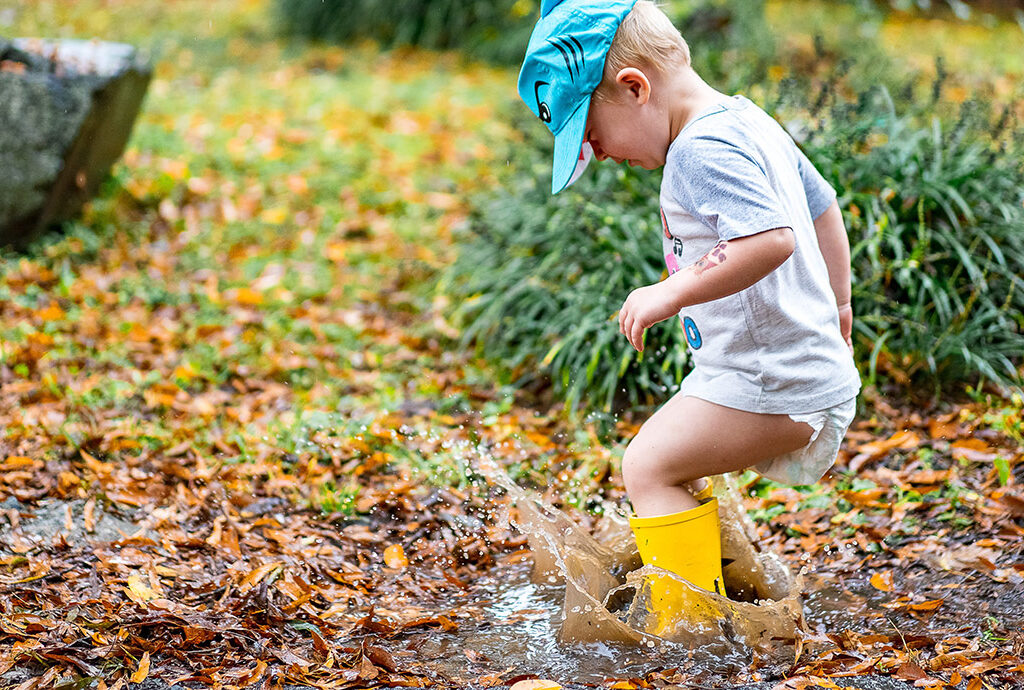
[0, 37, 151, 247]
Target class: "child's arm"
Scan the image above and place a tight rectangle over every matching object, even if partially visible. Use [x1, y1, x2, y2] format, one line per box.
[812, 199, 853, 351]
[618, 227, 794, 352]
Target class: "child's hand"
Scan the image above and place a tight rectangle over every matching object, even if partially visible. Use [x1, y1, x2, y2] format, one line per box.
[837, 301, 853, 353]
[618, 281, 682, 352]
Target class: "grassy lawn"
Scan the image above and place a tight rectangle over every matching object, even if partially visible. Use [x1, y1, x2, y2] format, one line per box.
[2, 0, 520, 510]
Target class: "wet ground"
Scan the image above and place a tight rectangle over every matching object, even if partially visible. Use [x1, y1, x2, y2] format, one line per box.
[4, 488, 1022, 689]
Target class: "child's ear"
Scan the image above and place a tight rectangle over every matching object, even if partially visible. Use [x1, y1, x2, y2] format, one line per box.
[615, 68, 651, 105]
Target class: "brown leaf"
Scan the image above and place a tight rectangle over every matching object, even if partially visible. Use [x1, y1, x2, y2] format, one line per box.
[474, 674, 505, 687]
[239, 562, 282, 591]
[184, 627, 217, 645]
[365, 645, 398, 673]
[83, 498, 96, 533]
[357, 655, 379, 680]
[124, 574, 159, 603]
[403, 615, 457, 632]
[271, 646, 311, 668]
[895, 662, 928, 681]
[933, 544, 998, 574]
[961, 657, 1015, 675]
[905, 469, 951, 485]
[992, 491, 1024, 517]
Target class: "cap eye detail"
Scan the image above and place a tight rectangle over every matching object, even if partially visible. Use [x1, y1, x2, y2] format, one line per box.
[533, 80, 552, 123]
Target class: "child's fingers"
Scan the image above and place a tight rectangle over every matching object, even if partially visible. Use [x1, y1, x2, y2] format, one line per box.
[631, 320, 645, 351]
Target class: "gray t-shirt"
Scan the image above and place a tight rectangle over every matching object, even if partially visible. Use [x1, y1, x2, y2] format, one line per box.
[660, 94, 860, 414]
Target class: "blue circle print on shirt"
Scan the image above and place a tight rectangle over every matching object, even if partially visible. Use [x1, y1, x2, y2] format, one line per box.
[682, 316, 702, 349]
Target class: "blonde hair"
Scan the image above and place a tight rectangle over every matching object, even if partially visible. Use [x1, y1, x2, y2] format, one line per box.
[594, 1, 690, 102]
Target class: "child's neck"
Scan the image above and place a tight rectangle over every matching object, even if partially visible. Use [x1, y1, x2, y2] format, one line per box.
[665, 66, 729, 145]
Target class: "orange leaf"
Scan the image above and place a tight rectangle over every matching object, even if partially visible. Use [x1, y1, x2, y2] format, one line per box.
[951, 438, 997, 462]
[1, 456, 36, 470]
[131, 652, 150, 683]
[383, 544, 408, 569]
[35, 303, 65, 321]
[326, 241, 347, 263]
[928, 415, 960, 439]
[855, 430, 921, 459]
[909, 598, 944, 611]
[870, 571, 894, 592]
[234, 287, 264, 306]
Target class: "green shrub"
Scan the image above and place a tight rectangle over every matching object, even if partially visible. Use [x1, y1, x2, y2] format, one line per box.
[272, 0, 536, 64]
[446, 69, 1024, 413]
[271, 0, 770, 68]
[797, 79, 1024, 390]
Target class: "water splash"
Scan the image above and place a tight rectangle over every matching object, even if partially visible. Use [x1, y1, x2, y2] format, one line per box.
[481, 459, 805, 658]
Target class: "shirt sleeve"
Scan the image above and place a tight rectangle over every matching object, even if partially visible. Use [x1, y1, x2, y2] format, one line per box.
[667, 135, 792, 242]
[795, 145, 836, 220]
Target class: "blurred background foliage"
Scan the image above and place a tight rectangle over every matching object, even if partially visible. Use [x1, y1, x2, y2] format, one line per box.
[277, 0, 1022, 413]
[274, 0, 1024, 412]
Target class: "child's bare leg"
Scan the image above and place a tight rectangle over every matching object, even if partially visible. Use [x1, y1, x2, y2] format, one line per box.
[622, 395, 814, 518]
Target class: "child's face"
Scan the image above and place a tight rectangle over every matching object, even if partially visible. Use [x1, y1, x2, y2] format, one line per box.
[584, 68, 668, 170]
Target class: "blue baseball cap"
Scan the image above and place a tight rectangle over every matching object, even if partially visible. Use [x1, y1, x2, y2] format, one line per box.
[518, 0, 638, 194]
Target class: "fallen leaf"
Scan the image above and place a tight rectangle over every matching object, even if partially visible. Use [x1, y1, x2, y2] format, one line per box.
[357, 655, 379, 680]
[855, 430, 921, 458]
[908, 599, 944, 612]
[951, 438, 997, 462]
[130, 652, 150, 683]
[896, 662, 928, 680]
[239, 562, 283, 591]
[870, 571, 894, 592]
[125, 574, 159, 603]
[961, 657, 1014, 675]
[928, 414, 961, 439]
[383, 544, 408, 568]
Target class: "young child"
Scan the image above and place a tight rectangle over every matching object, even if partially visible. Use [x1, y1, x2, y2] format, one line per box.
[517, 0, 861, 614]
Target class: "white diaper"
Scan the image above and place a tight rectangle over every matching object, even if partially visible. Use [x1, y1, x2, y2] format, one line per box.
[753, 396, 858, 486]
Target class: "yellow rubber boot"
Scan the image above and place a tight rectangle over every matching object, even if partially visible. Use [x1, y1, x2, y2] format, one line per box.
[630, 498, 726, 635]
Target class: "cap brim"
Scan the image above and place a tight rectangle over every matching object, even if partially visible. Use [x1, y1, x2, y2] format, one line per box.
[551, 94, 592, 194]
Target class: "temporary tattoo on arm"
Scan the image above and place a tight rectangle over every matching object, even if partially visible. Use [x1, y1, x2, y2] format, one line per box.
[692, 241, 728, 276]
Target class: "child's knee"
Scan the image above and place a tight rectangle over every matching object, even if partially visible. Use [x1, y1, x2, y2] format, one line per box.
[621, 439, 699, 497]
[621, 443, 650, 497]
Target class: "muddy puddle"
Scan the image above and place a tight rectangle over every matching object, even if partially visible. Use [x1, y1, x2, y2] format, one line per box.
[398, 458, 1024, 686]
[397, 461, 810, 683]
